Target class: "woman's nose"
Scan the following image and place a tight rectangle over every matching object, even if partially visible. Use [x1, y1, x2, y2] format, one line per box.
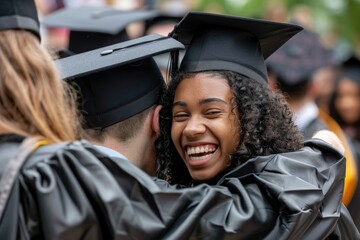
[183, 116, 206, 138]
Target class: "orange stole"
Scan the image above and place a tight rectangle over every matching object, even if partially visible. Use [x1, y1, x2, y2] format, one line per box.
[318, 109, 358, 206]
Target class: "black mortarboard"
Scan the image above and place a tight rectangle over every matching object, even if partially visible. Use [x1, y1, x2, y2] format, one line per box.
[169, 11, 303, 83]
[55, 48, 75, 59]
[56, 34, 184, 129]
[153, 50, 185, 73]
[0, 0, 40, 40]
[266, 27, 336, 86]
[41, 6, 159, 53]
[342, 55, 360, 85]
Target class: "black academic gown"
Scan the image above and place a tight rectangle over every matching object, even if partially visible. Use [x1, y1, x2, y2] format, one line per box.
[302, 117, 328, 140]
[347, 139, 360, 230]
[0, 136, 358, 239]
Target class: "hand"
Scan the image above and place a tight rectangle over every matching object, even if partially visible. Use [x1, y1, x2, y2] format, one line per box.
[312, 130, 345, 154]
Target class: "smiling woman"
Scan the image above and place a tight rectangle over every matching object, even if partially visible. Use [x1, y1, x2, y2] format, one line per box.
[159, 69, 303, 185]
[156, 11, 359, 239]
[171, 72, 240, 181]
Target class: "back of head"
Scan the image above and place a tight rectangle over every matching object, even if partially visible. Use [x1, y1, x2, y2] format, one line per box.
[56, 34, 184, 138]
[75, 57, 164, 130]
[0, 0, 79, 143]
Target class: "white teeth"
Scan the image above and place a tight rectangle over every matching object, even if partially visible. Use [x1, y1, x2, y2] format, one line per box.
[186, 145, 216, 155]
[195, 146, 201, 154]
[189, 148, 195, 155]
[189, 154, 212, 161]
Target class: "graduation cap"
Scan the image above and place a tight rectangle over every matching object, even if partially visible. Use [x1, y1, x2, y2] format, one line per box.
[56, 34, 184, 129]
[266, 27, 336, 86]
[0, 0, 40, 40]
[41, 6, 159, 53]
[153, 50, 185, 73]
[55, 48, 75, 59]
[341, 55, 360, 85]
[169, 11, 303, 83]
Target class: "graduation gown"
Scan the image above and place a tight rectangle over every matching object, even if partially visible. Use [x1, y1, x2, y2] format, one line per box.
[347, 139, 360, 230]
[304, 110, 358, 206]
[0, 136, 358, 239]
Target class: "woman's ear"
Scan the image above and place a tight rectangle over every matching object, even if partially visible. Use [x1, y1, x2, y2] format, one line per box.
[152, 105, 163, 139]
[267, 70, 278, 92]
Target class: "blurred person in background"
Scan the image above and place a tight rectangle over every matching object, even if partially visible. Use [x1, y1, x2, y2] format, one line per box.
[312, 65, 340, 114]
[266, 26, 359, 207]
[34, 0, 66, 48]
[263, 1, 288, 23]
[290, 5, 314, 31]
[329, 55, 360, 229]
[39, 1, 155, 52]
[144, 1, 189, 79]
[35, 0, 114, 49]
[40, 6, 158, 55]
[330, 56, 360, 143]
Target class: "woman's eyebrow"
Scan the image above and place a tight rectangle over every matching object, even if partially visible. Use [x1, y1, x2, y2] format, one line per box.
[173, 98, 227, 108]
[199, 98, 227, 105]
[173, 101, 187, 107]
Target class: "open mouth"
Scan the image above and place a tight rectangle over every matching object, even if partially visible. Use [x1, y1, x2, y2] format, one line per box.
[186, 144, 217, 161]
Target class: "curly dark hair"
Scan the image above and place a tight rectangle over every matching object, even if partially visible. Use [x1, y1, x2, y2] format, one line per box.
[156, 70, 304, 186]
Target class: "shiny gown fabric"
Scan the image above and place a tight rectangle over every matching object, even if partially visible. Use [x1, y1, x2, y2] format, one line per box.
[0, 138, 358, 239]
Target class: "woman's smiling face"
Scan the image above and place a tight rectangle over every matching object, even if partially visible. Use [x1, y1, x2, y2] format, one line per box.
[171, 72, 240, 182]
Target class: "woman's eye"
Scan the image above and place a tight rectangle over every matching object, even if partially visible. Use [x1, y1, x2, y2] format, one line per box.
[205, 110, 222, 117]
[173, 113, 189, 121]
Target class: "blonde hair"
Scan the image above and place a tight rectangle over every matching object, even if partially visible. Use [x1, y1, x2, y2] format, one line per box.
[0, 30, 80, 143]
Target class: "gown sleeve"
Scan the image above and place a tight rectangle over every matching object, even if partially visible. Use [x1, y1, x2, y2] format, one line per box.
[215, 139, 359, 239]
[1, 139, 358, 239]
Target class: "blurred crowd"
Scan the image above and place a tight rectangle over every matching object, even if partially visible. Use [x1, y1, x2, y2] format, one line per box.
[265, 6, 360, 228]
[34, 0, 360, 230]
